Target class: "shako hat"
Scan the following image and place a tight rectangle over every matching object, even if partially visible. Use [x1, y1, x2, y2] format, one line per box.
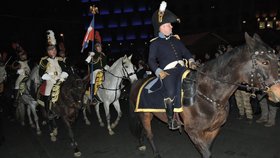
[46, 30, 57, 51]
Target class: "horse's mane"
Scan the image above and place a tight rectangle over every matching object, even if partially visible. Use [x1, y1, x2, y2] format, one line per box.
[108, 57, 123, 71]
[200, 45, 246, 79]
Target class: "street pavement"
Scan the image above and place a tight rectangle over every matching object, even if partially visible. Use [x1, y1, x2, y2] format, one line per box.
[0, 100, 279, 158]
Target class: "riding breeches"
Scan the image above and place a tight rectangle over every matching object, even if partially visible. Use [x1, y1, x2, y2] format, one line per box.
[43, 80, 55, 96]
[162, 66, 185, 100]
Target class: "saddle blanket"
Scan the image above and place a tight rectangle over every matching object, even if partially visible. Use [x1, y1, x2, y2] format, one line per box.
[135, 69, 190, 112]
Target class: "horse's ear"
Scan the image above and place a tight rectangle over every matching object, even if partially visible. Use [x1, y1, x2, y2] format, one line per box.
[253, 33, 263, 43]
[123, 54, 127, 59]
[128, 54, 132, 60]
[244, 32, 255, 49]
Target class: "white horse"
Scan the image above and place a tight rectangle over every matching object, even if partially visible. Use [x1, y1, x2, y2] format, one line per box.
[83, 54, 137, 135]
[16, 64, 42, 135]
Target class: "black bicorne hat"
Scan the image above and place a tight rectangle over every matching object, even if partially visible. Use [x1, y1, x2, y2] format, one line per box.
[152, 1, 180, 36]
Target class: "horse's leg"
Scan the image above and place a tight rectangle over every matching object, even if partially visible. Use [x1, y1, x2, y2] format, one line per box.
[82, 94, 91, 125]
[82, 105, 91, 125]
[141, 113, 161, 158]
[94, 103, 105, 127]
[30, 100, 41, 135]
[111, 100, 122, 129]
[186, 128, 220, 158]
[62, 116, 81, 157]
[47, 117, 58, 142]
[16, 101, 25, 126]
[103, 101, 114, 135]
[26, 105, 34, 128]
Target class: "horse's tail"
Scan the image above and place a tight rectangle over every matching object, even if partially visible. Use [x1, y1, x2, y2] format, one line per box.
[128, 81, 143, 139]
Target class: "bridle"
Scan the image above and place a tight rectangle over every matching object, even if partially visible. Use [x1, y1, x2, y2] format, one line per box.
[248, 49, 280, 93]
[193, 46, 279, 106]
[99, 59, 136, 91]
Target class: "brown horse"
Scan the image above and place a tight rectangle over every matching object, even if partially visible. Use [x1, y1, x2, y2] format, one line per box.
[38, 67, 88, 157]
[128, 33, 280, 158]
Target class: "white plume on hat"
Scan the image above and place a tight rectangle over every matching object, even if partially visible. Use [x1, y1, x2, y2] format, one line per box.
[159, 1, 167, 12]
[46, 30, 56, 46]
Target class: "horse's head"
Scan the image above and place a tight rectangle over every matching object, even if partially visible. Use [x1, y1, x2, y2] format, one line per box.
[243, 32, 280, 102]
[63, 70, 87, 108]
[121, 54, 138, 83]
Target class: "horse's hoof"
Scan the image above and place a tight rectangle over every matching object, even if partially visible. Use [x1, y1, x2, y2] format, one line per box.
[50, 135, 57, 142]
[36, 130, 42, 135]
[111, 123, 117, 129]
[42, 121, 47, 126]
[100, 123, 105, 127]
[53, 128, 58, 136]
[30, 124, 35, 128]
[138, 145, 146, 151]
[109, 130, 115, 135]
[264, 122, 275, 127]
[154, 153, 161, 158]
[74, 151, 82, 157]
[85, 121, 91, 125]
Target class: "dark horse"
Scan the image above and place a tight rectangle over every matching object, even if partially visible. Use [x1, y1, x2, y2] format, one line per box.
[129, 33, 280, 158]
[39, 68, 87, 157]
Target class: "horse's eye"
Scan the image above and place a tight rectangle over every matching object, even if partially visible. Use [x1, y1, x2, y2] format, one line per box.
[262, 60, 269, 65]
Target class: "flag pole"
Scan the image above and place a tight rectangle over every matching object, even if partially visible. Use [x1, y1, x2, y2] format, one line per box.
[89, 5, 98, 101]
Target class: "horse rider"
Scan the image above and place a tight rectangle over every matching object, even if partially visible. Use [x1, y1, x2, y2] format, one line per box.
[39, 30, 68, 119]
[12, 51, 31, 99]
[57, 41, 71, 74]
[148, 1, 196, 130]
[85, 42, 109, 98]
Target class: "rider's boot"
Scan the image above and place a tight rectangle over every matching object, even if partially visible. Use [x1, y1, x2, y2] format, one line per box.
[164, 98, 180, 130]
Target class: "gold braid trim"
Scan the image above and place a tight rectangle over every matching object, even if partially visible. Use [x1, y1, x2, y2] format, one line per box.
[51, 81, 62, 103]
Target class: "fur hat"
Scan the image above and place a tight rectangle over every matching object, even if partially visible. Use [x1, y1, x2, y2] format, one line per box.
[46, 30, 57, 51]
[152, 1, 180, 36]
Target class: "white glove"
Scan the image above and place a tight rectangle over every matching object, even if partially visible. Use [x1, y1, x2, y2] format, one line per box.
[60, 72, 68, 79]
[104, 65, 109, 70]
[85, 55, 92, 63]
[42, 73, 51, 80]
[17, 69, 25, 75]
[89, 51, 95, 56]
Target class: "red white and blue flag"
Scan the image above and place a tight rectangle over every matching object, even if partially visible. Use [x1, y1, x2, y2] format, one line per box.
[81, 16, 95, 53]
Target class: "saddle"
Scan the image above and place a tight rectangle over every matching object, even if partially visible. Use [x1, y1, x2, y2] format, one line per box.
[135, 69, 197, 112]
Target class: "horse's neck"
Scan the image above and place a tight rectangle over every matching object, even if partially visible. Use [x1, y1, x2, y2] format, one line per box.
[104, 64, 123, 88]
[198, 49, 246, 104]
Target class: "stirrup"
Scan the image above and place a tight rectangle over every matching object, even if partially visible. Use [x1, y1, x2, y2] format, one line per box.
[168, 120, 181, 130]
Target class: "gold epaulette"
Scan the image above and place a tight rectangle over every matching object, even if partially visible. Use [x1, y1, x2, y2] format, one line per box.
[40, 56, 48, 60]
[173, 34, 180, 40]
[56, 57, 63, 61]
[39, 56, 48, 68]
[150, 37, 159, 43]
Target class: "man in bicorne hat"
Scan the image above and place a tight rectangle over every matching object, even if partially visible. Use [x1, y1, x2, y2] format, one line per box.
[85, 41, 108, 98]
[39, 30, 69, 119]
[148, 1, 195, 130]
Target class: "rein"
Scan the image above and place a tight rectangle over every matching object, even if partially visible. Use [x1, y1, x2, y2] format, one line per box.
[191, 47, 280, 106]
[99, 60, 135, 91]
